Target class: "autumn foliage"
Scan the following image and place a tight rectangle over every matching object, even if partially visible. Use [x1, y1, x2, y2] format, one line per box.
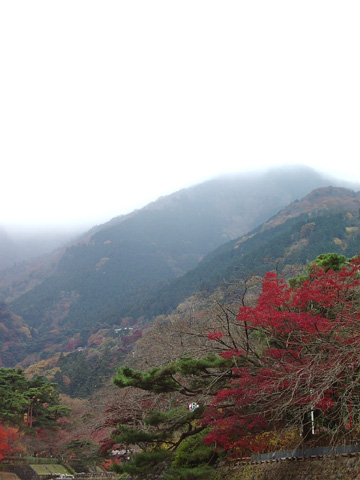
[203, 254, 360, 454]
[107, 253, 360, 479]
[0, 423, 20, 461]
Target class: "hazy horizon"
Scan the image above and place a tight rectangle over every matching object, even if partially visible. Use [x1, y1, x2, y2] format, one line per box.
[1, 2, 359, 229]
[2, 163, 360, 231]
[1, 164, 360, 236]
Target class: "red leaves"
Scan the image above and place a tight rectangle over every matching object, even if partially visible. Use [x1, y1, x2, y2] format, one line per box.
[203, 410, 267, 452]
[202, 254, 360, 454]
[315, 395, 335, 412]
[122, 329, 143, 346]
[257, 272, 291, 312]
[0, 423, 20, 460]
[207, 331, 224, 341]
[220, 349, 244, 359]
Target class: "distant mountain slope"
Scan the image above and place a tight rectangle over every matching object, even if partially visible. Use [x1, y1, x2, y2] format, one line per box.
[3, 166, 358, 364]
[138, 187, 360, 317]
[0, 227, 83, 271]
[0, 228, 18, 270]
[0, 301, 31, 366]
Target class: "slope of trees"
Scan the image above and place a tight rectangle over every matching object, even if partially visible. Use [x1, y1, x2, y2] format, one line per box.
[0, 301, 32, 367]
[0, 368, 70, 456]
[136, 208, 360, 318]
[6, 168, 336, 365]
[0, 368, 69, 429]
[108, 253, 360, 478]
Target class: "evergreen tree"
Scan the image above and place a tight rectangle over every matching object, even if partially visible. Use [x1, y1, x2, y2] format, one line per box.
[111, 354, 230, 478]
[0, 368, 69, 429]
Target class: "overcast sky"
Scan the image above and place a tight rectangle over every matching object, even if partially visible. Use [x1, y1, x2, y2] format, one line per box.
[1, 1, 359, 229]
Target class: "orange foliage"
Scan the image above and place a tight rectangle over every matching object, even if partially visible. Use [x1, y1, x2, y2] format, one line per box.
[101, 458, 119, 470]
[0, 424, 21, 460]
[87, 333, 104, 347]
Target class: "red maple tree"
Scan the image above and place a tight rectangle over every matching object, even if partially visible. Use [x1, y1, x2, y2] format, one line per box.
[203, 255, 360, 454]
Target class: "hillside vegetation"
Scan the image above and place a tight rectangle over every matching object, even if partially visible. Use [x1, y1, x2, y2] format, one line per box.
[109, 253, 360, 479]
[137, 186, 360, 317]
[1, 166, 341, 366]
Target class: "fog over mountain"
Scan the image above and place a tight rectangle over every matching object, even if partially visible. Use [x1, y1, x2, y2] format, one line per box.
[0, 225, 86, 271]
[2, 165, 360, 368]
[1, 165, 359, 272]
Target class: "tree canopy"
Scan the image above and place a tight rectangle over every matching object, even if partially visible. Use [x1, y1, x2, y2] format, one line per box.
[0, 368, 69, 430]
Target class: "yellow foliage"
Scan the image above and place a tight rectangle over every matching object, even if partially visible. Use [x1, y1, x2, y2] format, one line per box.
[333, 237, 343, 246]
[346, 226, 358, 233]
[24, 355, 61, 378]
[95, 257, 110, 270]
[43, 367, 61, 380]
[251, 428, 300, 453]
[19, 325, 31, 338]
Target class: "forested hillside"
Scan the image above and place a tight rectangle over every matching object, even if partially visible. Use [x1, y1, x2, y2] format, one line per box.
[0, 302, 31, 366]
[2, 166, 343, 365]
[0, 226, 81, 271]
[135, 186, 360, 317]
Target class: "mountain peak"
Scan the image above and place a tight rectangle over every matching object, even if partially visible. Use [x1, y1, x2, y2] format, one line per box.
[304, 185, 357, 201]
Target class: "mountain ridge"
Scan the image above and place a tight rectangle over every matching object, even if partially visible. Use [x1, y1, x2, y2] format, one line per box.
[135, 186, 360, 318]
[1, 166, 359, 366]
[2, 165, 336, 304]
